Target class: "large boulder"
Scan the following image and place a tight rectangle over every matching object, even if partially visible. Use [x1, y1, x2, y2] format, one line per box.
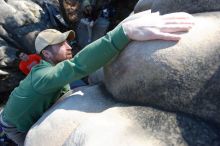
[134, 0, 220, 14]
[0, 0, 45, 53]
[0, 37, 24, 95]
[25, 85, 220, 146]
[25, 85, 115, 146]
[0, 0, 42, 99]
[0, 0, 63, 53]
[88, 68, 104, 84]
[103, 11, 220, 126]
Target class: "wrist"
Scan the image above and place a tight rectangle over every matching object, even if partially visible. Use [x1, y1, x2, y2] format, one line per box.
[109, 25, 130, 51]
[121, 23, 130, 38]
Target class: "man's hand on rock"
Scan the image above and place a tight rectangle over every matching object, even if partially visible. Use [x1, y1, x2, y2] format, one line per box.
[122, 10, 195, 41]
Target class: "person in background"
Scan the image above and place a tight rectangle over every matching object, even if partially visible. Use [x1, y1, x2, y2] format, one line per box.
[59, 0, 81, 28]
[16, 52, 42, 75]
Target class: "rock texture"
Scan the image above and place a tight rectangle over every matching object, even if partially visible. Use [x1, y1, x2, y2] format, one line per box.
[103, 11, 220, 126]
[134, 0, 220, 14]
[0, 0, 59, 99]
[25, 85, 115, 146]
[5, 0, 220, 146]
[25, 85, 220, 146]
[0, 33, 24, 95]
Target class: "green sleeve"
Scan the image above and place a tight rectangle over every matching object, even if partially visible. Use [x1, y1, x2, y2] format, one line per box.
[33, 25, 130, 92]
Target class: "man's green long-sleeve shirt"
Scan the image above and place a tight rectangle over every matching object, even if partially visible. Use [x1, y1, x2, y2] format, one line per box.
[2, 25, 129, 132]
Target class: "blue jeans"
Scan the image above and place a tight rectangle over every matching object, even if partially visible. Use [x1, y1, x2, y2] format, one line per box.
[0, 111, 26, 146]
[70, 80, 87, 89]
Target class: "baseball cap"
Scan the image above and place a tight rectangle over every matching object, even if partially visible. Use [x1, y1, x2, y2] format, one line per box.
[35, 29, 75, 54]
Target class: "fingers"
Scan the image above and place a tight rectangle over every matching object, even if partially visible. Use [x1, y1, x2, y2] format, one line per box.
[163, 19, 195, 25]
[160, 13, 194, 33]
[160, 24, 193, 33]
[162, 12, 194, 20]
[156, 32, 182, 41]
[161, 13, 194, 29]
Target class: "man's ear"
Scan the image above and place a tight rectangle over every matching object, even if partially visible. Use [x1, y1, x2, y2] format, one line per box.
[42, 50, 52, 59]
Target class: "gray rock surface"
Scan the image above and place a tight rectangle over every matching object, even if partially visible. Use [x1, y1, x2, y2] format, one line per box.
[0, 37, 24, 93]
[25, 85, 220, 146]
[88, 68, 104, 84]
[103, 11, 220, 126]
[0, 0, 53, 53]
[25, 85, 115, 146]
[4, 1, 220, 145]
[134, 0, 220, 14]
[0, 0, 60, 97]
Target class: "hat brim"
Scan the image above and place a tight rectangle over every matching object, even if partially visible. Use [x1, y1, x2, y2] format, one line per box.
[50, 30, 75, 45]
[65, 30, 75, 41]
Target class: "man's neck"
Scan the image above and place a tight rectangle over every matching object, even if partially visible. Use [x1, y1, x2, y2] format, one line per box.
[44, 58, 56, 65]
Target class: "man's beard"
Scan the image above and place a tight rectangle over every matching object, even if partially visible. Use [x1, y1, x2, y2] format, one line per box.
[67, 13, 80, 23]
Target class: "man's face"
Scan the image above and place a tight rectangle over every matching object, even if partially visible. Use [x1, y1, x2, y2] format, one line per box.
[63, 0, 80, 23]
[50, 41, 73, 64]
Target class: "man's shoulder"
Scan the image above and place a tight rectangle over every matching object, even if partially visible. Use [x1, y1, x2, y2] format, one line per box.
[30, 60, 53, 77]
[27, 61, 54, 91]
[33, 60, 51, 68]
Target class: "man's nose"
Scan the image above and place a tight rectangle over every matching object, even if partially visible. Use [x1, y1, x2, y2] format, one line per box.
[65, 41, 72, 50]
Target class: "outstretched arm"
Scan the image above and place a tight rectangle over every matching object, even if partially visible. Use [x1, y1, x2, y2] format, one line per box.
[34, 11, 194, 91]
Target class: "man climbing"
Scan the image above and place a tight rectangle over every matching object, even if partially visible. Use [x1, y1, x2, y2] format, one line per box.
[0, 11, 194, 145]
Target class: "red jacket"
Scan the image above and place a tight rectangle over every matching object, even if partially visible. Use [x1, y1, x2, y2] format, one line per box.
[19, 54, 41, 75]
